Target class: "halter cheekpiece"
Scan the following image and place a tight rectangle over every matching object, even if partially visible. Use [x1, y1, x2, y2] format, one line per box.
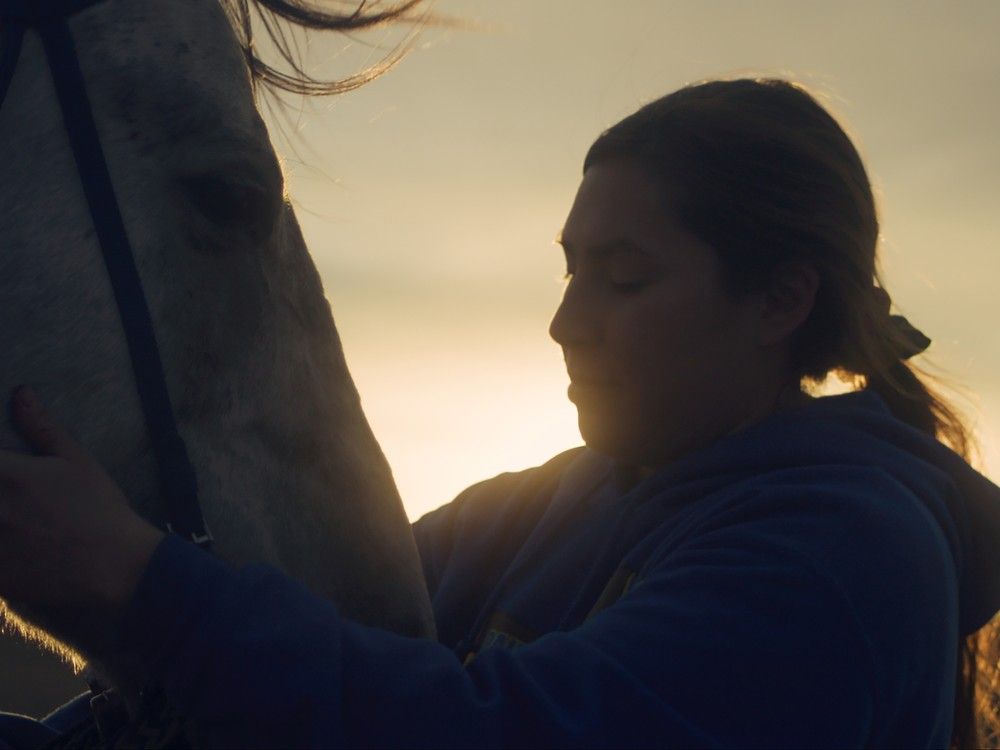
[0, 0, 213, 548]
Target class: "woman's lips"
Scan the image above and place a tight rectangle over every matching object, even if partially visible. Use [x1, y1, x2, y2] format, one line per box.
[567, 377, 616, 403]
[565, 365, 615, 385]
[564, 358, 616, 401]
[569, 375, 615, 386]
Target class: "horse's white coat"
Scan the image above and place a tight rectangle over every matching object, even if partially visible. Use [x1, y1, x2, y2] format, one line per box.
[0, 0, 435, 670]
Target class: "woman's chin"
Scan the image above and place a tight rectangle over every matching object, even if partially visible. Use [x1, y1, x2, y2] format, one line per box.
[575, 407, 646, 464]
[576, 406, 697, 469]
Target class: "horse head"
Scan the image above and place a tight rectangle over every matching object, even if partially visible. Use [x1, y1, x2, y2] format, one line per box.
[0, 0, 434, 684]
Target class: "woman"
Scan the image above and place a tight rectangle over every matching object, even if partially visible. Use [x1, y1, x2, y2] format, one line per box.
[2, 78, 1000, 748]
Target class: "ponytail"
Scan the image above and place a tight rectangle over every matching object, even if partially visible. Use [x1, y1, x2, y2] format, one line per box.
[836, 275, 992, 749]
[860, 328, 994, 749]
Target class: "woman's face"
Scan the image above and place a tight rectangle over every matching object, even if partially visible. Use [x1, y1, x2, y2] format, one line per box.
[550, 159, 786, 467]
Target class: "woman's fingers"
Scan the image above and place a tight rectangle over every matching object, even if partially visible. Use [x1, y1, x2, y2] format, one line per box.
[0, 386, 163, 633]
[9, 385, 87, 463]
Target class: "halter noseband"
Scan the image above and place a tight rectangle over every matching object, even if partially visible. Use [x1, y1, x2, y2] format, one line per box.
[0, 0, 213, 549]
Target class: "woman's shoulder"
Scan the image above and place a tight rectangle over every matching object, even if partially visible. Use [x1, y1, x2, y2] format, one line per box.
[414, 447, 588, 531]
[661, 462, 954, 567]
[646, 463, 959, 654]
[412, 447, 590, 596]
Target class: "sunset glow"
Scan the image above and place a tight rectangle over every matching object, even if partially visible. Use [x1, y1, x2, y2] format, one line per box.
[265, 0, 1000, 519]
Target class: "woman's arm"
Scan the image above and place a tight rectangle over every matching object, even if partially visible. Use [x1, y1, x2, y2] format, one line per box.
[0, 389, 938, 748]
[118, 523, 879, 748]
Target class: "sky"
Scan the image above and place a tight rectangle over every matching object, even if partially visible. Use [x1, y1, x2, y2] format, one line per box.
[261, 0, 1000, 521]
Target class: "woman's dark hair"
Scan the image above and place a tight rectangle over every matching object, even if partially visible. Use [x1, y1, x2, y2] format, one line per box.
[585, 77, 998, 749]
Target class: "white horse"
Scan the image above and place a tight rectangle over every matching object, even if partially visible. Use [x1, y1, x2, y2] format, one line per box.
[0, 0, 434, 715]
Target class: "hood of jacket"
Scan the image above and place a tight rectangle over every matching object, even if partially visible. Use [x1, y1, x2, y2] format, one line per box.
[624, 388, 1000, 636]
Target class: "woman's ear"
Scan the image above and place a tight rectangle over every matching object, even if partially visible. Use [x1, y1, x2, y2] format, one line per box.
[754, 261, 819, 347]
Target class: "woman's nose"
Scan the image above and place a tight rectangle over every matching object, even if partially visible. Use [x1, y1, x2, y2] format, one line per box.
[549, 279, 599, 347]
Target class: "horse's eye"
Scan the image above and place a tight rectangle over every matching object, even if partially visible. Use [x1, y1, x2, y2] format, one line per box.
[181, 173, 280, 244]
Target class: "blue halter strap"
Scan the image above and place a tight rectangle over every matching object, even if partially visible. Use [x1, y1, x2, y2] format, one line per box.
[0, 0, 213, 549]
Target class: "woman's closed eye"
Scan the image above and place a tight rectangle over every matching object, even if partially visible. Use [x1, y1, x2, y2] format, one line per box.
[607, 259, 656, 292]
[557, 265, 654, 293]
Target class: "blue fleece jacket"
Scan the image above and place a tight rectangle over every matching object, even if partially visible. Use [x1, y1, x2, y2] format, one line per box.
[11, 389, 1000, 748]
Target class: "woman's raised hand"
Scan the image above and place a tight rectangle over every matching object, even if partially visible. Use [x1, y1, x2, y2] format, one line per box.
[0, 386, 164, 646]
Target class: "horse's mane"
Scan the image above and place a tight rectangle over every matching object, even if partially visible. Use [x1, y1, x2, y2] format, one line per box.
[220, 0, 427, 96]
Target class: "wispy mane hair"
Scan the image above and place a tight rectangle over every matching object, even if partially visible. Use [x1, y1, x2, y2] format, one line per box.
[219, 0, 427, 96]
